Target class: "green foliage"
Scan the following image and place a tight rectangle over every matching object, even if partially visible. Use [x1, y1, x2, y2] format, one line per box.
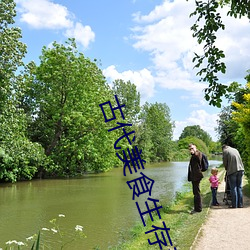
[3, 214, 86, 249]
[209, 141, 222, 154]
[179, 125, 212, 146]
[172, 148, 190, 161]
[178, 136, 209, 156]
[222, 0, 250, 19]
[23, 39, 119, 175]
[31, 231, 40, 250]
[0, 0, 27, 108]
[216, 72, 250, 177]
[0, 0, 48, 182]
[112, 79, 140, 123]
[189, 0, 250, 107]
[138, 102, 174, 162]
[216, 106, 240, 147]
[0, 108, 50, 182]
[231, 80, 250, 177]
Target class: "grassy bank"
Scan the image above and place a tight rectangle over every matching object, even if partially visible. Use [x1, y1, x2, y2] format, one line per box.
[109, 168, 225, 250]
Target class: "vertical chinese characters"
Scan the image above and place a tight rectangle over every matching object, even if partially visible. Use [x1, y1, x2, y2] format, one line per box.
[99, 95, 176, 250]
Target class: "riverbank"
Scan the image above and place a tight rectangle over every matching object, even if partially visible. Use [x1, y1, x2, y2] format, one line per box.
[110, 167, 225, 250]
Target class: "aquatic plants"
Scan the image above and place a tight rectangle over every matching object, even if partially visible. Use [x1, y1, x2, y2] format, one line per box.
[1, 214, 86, 249]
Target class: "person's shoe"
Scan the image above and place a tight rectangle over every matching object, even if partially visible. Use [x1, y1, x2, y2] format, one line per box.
[228, 205, 236, 208]
[190, 209, 201, 214]
[212, 203, 220, 206]
[238, 205, 243, 208]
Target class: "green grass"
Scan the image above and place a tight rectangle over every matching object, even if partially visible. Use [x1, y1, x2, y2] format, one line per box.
[243, 177, 250, 197]
[109, 169, 226, 250]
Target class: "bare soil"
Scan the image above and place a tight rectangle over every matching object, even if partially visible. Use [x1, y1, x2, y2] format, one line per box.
[191, 176, 250, 250]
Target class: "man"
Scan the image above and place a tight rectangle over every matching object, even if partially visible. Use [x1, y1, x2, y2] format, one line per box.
[222, 144, 244, 208]
[188, 143, 204, 214]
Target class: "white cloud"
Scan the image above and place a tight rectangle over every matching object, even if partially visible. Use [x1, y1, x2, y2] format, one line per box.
[173, 110, 219, 141]
[214, 7, 250, 81]
[103, 65, 155, 103]
[16, 0, 95, 48]
[65, 22, 95, 48]
[131, 0, 198, 88]
[16, 0, 73, 29]
[130, 0, 250, 95]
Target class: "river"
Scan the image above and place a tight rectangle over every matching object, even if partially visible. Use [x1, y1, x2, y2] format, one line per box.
[0, 159, 222, 249]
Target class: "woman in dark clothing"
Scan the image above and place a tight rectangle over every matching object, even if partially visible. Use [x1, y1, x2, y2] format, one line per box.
[188, 143, 204, 214]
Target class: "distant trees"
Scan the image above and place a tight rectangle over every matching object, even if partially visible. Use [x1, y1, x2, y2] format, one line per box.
[179, 125, 212, 146]
[138, 102, 174, 162]
[178, 136, 209, 156]
[216, 106, 240, 147]
[112, 79, 140, 123]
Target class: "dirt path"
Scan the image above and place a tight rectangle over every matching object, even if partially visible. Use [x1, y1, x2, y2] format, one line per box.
[192, 174, 250, 250]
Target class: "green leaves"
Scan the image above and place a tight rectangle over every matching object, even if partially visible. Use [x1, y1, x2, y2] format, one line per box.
[0, 0, 48, 182]
[179, 125, 212, 146]
[138, 102, 174, 162]
[227, 0, 250, 18]
[189, 0, 249, 107]
[112, 79, 140, 124]
[24, 39, 119, 175]
[190, 0, 227, 107]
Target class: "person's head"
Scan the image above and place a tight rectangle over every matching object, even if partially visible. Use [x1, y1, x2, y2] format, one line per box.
[211, 167, 218, 176]
[188, 143, 197, 155]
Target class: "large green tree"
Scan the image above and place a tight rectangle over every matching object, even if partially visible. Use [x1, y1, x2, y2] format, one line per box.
[112, 79, 140, 124]
[0, 0, 26, 108]
[179, 125, 212, 146]
[24, 39, 120, 175]
[231, 89, 250, 176]
[138, 102, 174, 162]
[0, 0, 47, 182]
[190, 0, 250, 107]
[178, 136, 209, 156]
[216, 106, 240, 147]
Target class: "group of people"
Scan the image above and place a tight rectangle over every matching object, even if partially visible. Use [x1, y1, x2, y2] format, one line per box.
[188, 143, 244, 214]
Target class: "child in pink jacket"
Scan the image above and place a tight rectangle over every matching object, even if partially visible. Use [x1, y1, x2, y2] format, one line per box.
[209, 168, 220, 206]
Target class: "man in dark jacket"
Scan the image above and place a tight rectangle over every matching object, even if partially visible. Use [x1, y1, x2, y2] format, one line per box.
[188, 143, 204, 214]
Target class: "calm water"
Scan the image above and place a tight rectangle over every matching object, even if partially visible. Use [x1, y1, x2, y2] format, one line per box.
[0, 160, 221, 249]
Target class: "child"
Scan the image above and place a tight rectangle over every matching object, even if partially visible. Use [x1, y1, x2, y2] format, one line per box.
[209, 168, 220, 206]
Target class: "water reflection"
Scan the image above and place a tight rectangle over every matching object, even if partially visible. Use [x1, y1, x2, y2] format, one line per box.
[0, 160, 222, 249]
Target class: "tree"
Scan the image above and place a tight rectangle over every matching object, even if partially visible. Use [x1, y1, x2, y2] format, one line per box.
[231, 80, 250, 176]
[179, 125, 212, 146]
[216, 72, 250, 150]
[138, 102, 174, 162]
[216, 106, 240, 147]
[190, 0, 250, 107]
[178, 136, 209, 156]
[24, 39, 120, 175]
[0, 0, 27, 109]
[0, 0, 48, 182]
[112, 79, 140, 124]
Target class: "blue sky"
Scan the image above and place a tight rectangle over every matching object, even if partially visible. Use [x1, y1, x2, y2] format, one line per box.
[14, 0, 250, 141]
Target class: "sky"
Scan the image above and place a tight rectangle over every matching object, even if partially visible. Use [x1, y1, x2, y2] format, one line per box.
[14, 0, 250, 141]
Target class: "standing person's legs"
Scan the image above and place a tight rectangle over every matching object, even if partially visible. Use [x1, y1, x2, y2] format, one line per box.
[211, 187, 218, 205]
[228, 172, 237, 208]
[192, 181, 202, 212]
[236, 170, 244, 208]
